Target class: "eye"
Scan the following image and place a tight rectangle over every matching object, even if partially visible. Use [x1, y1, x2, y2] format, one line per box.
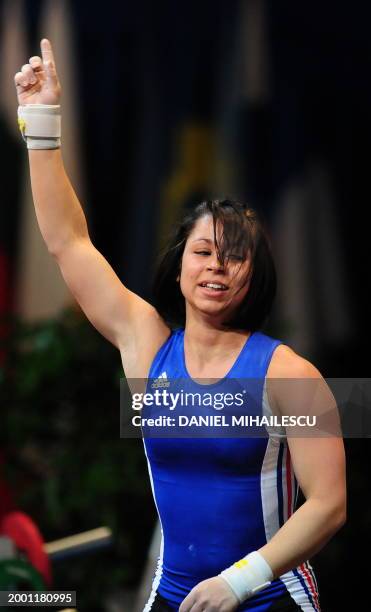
[194, 250, 211, 256]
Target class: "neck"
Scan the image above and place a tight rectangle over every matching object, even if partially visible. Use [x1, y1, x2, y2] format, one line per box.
[184, 310, 250, 367]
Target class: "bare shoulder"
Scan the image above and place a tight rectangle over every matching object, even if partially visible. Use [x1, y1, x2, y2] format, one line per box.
[266, 344, 335, 424]
[118, 301, 171, 378]
[267, 343, 322, 379]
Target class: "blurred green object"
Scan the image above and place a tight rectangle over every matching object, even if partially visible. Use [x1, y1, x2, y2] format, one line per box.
[0, 308, 156, 611]
[0, 558, 45, 590]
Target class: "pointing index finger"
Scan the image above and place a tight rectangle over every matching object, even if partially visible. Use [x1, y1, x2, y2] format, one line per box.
[40, 38, 55, 65]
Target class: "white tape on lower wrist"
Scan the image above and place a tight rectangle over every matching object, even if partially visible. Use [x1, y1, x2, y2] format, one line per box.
[219, 551, 273, 602]
[18, 105, 61, 149]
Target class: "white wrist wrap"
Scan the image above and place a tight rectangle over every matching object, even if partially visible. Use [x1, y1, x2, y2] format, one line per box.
[18, 105, 61, 149]
[219, 551, 273, 603]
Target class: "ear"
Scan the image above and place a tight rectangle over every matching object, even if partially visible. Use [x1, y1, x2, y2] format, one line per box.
[176, 275, 180, 282]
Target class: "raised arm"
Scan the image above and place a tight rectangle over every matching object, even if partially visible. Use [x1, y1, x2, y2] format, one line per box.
[14, 40, 169, 356]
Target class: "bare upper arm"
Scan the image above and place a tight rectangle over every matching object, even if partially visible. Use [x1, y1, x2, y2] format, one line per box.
[267, 345, 346, 514]
[55, 237, 170, 358]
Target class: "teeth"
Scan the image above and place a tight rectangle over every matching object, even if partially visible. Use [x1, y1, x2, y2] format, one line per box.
[203, 283, 226, 290]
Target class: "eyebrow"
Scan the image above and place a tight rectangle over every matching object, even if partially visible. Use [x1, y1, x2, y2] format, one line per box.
[191, 238, 213, 244]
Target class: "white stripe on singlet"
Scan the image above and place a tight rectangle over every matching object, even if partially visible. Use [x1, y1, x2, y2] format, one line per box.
[260, 388, 319, 611]
[142, 439, 165, 612]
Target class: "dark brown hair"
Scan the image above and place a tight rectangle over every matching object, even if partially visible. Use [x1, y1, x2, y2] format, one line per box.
[153, 199, 276, 331]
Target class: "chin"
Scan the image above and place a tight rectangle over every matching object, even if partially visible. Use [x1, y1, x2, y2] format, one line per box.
[194, 301, 229, 318]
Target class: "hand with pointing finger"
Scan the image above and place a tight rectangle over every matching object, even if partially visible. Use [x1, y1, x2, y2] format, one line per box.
[14, 38, 61, 106]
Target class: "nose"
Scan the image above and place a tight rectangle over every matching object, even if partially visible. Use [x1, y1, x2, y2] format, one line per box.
[207, 256, 225, 273]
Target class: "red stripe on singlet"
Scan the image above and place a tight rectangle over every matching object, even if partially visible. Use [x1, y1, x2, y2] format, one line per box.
[299, 562, 320, 611]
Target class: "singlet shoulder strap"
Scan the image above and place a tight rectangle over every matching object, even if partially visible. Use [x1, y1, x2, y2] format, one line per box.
[229, 331, 282, 379]
[147, 328, 184, 379]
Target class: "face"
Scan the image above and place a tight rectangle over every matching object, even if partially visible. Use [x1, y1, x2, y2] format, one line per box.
[179, 215, 251, 324]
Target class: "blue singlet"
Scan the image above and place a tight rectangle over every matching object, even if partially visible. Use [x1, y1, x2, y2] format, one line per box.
[142, 329, 320, 611]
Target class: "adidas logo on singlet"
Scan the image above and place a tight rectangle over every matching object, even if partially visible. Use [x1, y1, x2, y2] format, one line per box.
[151, 371, 170, 389]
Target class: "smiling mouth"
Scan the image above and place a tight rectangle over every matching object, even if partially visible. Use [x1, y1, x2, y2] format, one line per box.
[199, 282, 228, 291]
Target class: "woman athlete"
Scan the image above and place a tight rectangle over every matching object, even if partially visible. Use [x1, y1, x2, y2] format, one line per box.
[14, 40, 346, 612]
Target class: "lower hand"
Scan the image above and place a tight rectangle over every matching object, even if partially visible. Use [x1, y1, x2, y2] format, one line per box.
[178, 576, 239, 612]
